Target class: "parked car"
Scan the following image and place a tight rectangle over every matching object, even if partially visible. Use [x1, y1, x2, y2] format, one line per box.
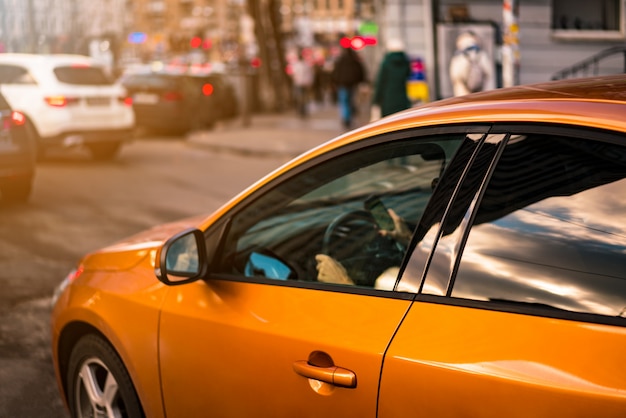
[0, 53, 134, 160]
[0, 92, 35, 203]
[186, 72, 239, 121]
[121, 68, 237, 134]
[51, 75, 626, 418]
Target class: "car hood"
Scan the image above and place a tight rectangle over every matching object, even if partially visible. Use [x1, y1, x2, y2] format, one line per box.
[80, 214, 209, 272]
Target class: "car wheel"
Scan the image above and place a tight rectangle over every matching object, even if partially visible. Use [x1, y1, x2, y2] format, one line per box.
[67, 335, 144, 418]
[24, 119, 46, 161]
[88, 142, 121, 161]
[0, 177, 33, 204]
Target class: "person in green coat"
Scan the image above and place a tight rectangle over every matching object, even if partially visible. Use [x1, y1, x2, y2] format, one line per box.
[372, 38, 412, 118]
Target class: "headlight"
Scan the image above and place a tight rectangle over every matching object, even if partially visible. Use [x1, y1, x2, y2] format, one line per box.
[51, 266, 84, 307]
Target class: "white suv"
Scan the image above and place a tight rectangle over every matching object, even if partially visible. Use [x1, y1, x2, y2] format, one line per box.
[0, 54, 134, 160]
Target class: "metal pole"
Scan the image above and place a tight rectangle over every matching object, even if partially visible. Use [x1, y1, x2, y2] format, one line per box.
[26, 0, 37, 52]
[502, 0, 520, 87]
[0, 0, 6, 52]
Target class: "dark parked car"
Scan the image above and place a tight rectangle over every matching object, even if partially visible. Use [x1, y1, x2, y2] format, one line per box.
[121, 69, 238, 134]
[0, 92, 35, 203]
[186, 73, 239, 120]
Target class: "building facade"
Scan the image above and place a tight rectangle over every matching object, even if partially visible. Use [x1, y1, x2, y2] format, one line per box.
[1, 0, 625, 101]
[382, 0, 626, 101]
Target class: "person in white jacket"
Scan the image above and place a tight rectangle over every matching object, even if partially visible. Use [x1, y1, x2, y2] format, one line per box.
[449, 31, 493, 96]
[291, 50, 314, 117]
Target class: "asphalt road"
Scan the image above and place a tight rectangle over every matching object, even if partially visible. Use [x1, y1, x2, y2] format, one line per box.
[0, 135, 291, 417]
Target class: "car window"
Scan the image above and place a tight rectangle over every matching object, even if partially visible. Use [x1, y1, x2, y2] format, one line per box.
[450, 132, 626, 317]
[123, 73, 188, 92]
[0, 64, 36, 84]
[53, 66, 113, 85]
[214, 135, 465, 290]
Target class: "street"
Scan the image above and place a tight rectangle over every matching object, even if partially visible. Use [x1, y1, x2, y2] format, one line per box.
[0, 110, 341, 416]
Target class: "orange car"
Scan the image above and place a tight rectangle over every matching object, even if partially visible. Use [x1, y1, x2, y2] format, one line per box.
[51, 75, 626, 418]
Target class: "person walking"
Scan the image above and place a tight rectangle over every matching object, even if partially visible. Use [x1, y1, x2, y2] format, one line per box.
[291, 50, 314, 118]
[449, 30, 492, 97]
[372, 38, 412, 119]
[331, 45, 366, 129]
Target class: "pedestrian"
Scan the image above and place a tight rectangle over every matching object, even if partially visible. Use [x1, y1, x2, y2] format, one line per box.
[372, 38, 412, 119]
[449, 30, 492, 96]
[331, 45, 366, 129]
[291, 50, 314, 118]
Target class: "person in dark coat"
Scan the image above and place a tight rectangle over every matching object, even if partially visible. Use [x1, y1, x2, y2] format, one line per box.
[373, 38, 412, 118]
[331, 46, 366, 129]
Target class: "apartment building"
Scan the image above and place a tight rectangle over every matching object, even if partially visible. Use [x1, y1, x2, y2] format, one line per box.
[1, 0, 625, 102]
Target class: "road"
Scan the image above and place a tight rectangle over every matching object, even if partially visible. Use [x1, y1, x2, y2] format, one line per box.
[0, 135, 293, 417]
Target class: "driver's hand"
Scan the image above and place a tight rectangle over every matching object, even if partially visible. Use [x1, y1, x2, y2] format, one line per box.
[315, 254, 354, 285]
[379, 209, 412, 246]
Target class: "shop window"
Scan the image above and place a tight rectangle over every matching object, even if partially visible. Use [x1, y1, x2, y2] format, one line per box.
[552, 0, 624, 40]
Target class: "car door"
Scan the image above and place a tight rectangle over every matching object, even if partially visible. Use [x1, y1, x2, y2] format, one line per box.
[380, 127, 626, 416]
[157, 129, 476, 417]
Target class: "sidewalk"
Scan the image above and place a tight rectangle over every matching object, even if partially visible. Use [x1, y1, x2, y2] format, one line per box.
[187, 104, 367, 158]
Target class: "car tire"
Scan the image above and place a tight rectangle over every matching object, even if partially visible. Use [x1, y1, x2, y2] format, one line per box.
[0, 177, 33, 204]
[88, 141, 122, 161]
[67, 335, 144, 418]
[24, 120, 46, 161]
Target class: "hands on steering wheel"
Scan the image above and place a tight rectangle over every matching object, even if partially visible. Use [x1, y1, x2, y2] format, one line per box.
[378, 209, 412, 247]
[316, 208, 410, 286]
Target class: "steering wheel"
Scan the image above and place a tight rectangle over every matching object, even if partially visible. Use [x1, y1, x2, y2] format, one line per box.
[321, 209, 396, 286]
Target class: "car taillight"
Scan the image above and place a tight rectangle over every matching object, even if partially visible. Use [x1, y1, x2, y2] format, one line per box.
[202, 83, 214, 96]
[162, 91, 183, 101]
[120, 96, 133, 106]
[44, 96, 79, 107]
[10, 111, 26, 126]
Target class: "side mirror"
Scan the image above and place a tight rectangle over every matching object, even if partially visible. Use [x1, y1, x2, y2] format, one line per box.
[155, 228, 207, 286]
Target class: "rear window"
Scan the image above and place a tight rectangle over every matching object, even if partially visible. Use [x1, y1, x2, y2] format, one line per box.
[54, 66, 113, 86]
[451, 132, 626, 317]
[122, 74, 181, 90]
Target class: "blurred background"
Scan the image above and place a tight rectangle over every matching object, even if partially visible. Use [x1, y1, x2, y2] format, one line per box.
[1, 0, 625, 112]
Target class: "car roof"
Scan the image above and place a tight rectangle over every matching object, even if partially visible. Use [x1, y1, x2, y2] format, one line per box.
[0, 53, 103, 68]
[352, 74, 626, 144]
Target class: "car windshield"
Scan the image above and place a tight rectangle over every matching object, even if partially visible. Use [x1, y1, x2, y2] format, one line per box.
[54, 66, 113, 86]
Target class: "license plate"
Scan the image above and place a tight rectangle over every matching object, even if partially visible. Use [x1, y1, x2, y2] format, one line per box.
[86, 97, 111, 106]
[133, 93, 159, 104]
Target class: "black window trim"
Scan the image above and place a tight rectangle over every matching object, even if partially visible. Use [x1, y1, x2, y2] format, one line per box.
[444, 132, 509, 297]
[420, 122, 626, 327]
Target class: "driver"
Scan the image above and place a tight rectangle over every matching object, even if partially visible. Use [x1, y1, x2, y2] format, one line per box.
[315, 208, 412, 289]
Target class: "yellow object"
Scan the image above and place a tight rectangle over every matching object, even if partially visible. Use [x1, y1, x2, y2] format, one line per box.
[407, 80, 429, 103]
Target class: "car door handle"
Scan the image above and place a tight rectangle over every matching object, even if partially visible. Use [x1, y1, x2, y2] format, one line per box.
[292, 360, 357, 388]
